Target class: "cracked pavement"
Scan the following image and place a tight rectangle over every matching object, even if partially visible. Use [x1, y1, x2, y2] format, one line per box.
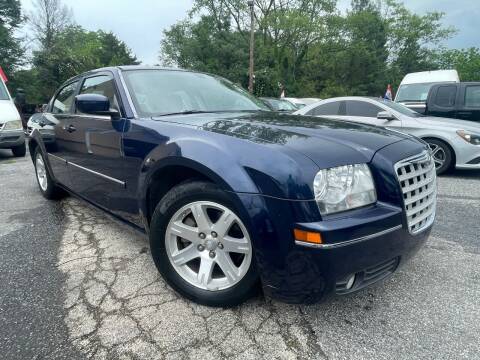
[1, 148, 480, 359]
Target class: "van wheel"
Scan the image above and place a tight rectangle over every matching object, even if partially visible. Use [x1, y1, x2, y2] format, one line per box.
[11, 143, 26, 157]
[426, 139, 453, 175]
[34, 149, 65, 199]
[149, 181, 259, 307]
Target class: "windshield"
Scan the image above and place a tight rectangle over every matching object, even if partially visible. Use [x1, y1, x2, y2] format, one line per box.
[375, 98, 423, 117]
[123, 69, 269, 117]
[263, 98, 298, 111]
[395, 83, 436, 102]
[0, 80, 10, 100]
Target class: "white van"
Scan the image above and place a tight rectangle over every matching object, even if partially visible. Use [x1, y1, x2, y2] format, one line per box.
[0, 77, 26, 157]
[394, 69, 460, 114]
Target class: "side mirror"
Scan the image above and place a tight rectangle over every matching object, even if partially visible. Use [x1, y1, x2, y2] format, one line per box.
[41, 104, 48, 112]
[377, 111, 396, 121]
[75, 94, 120, 120]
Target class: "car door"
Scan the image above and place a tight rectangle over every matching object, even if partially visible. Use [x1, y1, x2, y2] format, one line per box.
[66, 73, 128, 210]
[45, 80, 81, 188]
[343, 100, 398, 128]
[427, 84, 457, 118]
[457, 84, 480, 122]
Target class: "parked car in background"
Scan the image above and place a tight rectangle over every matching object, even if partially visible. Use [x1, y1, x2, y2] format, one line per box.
[295, 96, 480, 174]
[29, 66, 435, 307]
[425, 82, 480, 123]
[259, 97, 298, 112]
[26, 112, 56, 144]
[0, 76, 26, 157]
[283, 97, 321, 108]
[395, 70, 460, 114]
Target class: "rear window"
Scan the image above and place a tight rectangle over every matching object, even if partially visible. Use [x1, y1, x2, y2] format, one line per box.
[0, 80, 9, 100]
[434, 86, 456, 107]
[465, 86, 480, 107]
[307, 101, 341, 116]
[396, 83, 434, 102]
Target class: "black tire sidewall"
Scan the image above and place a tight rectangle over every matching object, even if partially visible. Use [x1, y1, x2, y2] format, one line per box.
[149, 181, 259, 307]
[426, 139, 452, 175]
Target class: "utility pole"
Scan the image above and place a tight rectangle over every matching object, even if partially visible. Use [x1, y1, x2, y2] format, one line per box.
[248, 0, 255, 94]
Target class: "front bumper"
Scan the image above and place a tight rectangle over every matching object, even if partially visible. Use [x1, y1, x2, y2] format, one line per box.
[235, 139, 432, 303]
[238, 193, 430, 304]
[0, 130, 25, 148]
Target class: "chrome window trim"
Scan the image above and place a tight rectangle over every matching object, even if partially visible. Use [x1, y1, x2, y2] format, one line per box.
[118, 70, 138, 118]
[295, 224, 403, 249]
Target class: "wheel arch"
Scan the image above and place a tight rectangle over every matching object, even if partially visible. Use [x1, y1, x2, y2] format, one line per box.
[141, 157, 258, 226]
[421, 136, 457, 168]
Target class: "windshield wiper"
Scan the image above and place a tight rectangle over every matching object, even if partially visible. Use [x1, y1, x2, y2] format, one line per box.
[155, 110, 215, 117]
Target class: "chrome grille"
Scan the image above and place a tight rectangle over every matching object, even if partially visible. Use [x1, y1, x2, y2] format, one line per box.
[395, 151, 437, 234]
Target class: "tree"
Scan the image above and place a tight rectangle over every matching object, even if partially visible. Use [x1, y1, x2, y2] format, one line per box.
[29, 0, 73, 49]
[433, 47, 480, 81]
[29, 25, 139, 101]
[0, 0, 24, 75]
[383, 0, 456, 87]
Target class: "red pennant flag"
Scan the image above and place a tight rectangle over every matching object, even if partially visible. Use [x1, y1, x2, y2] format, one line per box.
[0, 66, 8, 83]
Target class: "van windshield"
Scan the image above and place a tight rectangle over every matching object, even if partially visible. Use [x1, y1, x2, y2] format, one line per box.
[395, 83, 435, 102]
[0, 80, 10, 100]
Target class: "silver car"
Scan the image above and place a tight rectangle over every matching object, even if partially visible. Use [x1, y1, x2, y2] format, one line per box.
[295, 96, 480, 174]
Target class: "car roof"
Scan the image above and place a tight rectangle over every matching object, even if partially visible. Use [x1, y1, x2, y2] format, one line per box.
[400, 70, 459, 85]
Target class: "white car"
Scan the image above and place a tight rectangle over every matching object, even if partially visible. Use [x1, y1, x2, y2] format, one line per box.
[283, 97, 321, 108]
[295, 96, 480, 174]
[0, 77, 25, 157]
[395, 70, 460, 114]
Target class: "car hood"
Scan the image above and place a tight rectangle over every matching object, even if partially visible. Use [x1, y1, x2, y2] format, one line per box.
[0, 100, 21, 123]
[416, 116, 480, 133]
[155, 112, 410, 167]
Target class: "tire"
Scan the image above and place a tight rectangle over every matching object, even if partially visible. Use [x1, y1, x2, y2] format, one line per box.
[149, 181, 259, 307]
[425, 139, 453, 175]
[11, 143, 26, 157]
[33, 148, 65, 200]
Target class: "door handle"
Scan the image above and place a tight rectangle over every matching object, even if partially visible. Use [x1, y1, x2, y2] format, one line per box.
[65, 124, 76, 133]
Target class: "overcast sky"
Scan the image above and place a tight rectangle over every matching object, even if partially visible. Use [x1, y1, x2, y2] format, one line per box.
[20, 0, 479, 65]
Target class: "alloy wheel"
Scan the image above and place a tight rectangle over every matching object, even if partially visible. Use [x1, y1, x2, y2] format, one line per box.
[35, 153, 48, 191]
[165, 201, 252, 291]
[428, 143, 446, 169]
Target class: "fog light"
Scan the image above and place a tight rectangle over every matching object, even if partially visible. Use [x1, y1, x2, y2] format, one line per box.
[345, 274, 356, 290]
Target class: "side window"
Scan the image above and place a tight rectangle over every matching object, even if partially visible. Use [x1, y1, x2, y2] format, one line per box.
[345, 101, 383, 117]
[435, 86, 456, 107]
[307, 101, 341, 116]
[465, 86, 480, 107]
[52, 82, 79, 114]
[78, 75, 119, 113]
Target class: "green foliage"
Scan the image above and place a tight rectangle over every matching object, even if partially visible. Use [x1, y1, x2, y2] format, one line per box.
[433, 47, 480, 81]
[0, 0, 24, 75]
[18, 26, 139, 102]
[160, 0, 458, 97]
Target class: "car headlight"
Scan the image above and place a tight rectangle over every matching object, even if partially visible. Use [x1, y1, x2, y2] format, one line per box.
[2, 120, 23, 131]
[313, 164, 377, 215]
[457, 130, 480, 145]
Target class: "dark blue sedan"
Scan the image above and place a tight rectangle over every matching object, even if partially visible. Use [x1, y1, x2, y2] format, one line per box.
[28, 66, 436, 306]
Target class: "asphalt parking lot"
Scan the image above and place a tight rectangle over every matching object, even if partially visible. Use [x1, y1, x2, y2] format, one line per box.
[1, 148, 479, 360]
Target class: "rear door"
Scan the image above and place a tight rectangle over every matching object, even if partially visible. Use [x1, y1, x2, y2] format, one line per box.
[457, 84, 480, 122]
[427, 84, 457, 118]
[46, 80, 81, 188]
